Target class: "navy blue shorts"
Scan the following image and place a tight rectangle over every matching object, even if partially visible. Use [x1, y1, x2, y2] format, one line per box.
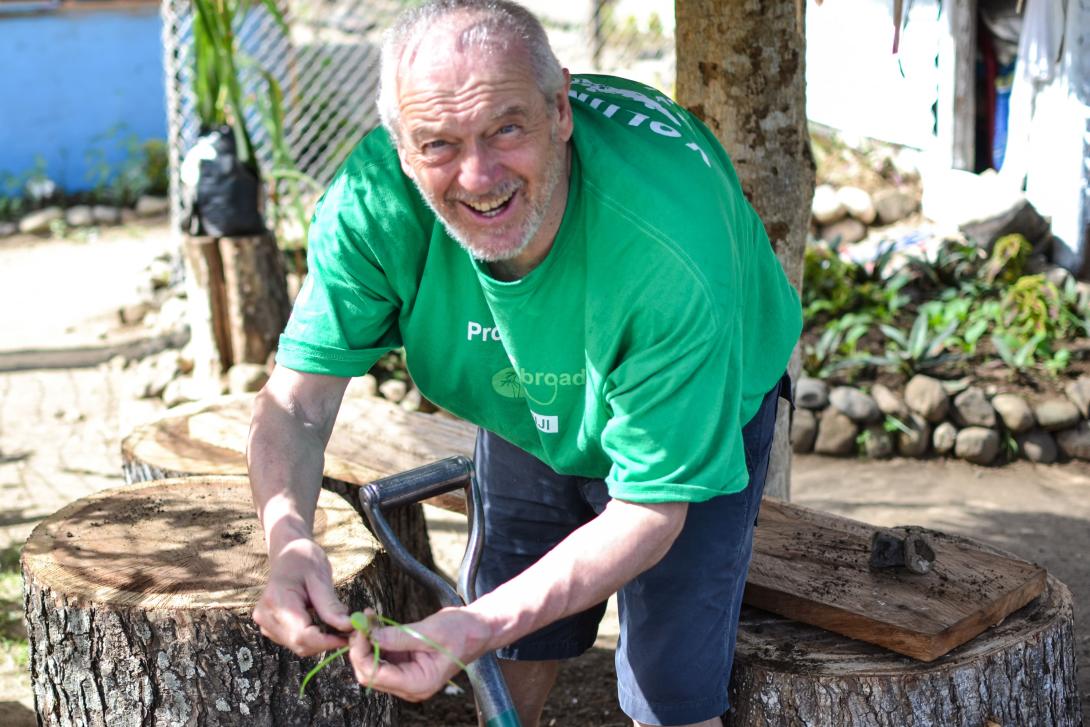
[472, 373, 791, 726]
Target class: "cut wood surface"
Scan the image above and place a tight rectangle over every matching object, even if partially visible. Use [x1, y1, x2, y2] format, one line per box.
[120, 389, 472, 622]
[122, 389, 476, 514]
[746, 497, 1047, 661]
[729, 574, 1082, 726]
[23, 477, 395, 726]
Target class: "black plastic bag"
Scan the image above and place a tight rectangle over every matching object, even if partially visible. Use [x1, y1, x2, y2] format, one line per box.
[182, 126, 265, 237]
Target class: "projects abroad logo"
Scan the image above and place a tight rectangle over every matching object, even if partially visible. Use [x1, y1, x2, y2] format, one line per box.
[490, 366, 586, 405]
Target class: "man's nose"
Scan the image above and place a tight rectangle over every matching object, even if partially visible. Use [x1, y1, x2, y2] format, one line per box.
[457, 140, 498, 194]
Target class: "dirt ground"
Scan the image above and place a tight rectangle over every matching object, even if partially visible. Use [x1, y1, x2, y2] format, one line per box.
[1, 226, 1087, 724]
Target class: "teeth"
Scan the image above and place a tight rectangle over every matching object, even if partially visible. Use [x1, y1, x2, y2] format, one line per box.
[464, 190, 515, 215]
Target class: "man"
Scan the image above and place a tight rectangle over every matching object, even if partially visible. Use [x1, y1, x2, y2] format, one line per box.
[247, 1, 801, 725]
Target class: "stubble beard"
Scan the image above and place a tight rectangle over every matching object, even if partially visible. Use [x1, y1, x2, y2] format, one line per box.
[413, 125, 566, 263]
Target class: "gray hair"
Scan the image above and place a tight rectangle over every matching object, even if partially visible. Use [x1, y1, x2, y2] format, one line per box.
[377, 0, 565, 141]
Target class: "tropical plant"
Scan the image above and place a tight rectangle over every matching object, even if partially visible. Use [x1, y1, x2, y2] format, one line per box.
[980, 233, 1032, 285]
[191, 0, 288, 174]
[802, 312, 875, 378]
[868, 309, 961, 377]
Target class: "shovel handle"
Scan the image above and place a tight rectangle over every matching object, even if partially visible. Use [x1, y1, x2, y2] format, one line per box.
[359, 456, 473, 510]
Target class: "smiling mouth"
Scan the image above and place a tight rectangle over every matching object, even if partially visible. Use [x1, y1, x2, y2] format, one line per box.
[460, 188, 517, 219]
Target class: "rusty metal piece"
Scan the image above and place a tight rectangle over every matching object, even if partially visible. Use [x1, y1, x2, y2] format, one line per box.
[869, 527, 937, 574]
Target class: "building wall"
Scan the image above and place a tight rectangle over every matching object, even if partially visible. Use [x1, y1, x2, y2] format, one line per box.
[0, 3, 166, 191]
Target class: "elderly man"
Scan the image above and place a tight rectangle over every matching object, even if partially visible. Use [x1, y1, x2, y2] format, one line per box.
[247, 1, 801, 725]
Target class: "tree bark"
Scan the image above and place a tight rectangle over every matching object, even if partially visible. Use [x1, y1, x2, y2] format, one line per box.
[728, 575, 1083, 726]
[182, 232, 291, 377]
[675, 0, 814, 499]
[22, 477, 395, 726]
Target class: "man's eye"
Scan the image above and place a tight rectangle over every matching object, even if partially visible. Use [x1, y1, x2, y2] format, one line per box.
[421, 140, 448, 153]
[497, 124, 519, 135]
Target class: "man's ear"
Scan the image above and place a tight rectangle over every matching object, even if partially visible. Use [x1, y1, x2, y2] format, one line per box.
[555, 68, 574, 142]
[397, 143, 415, 180]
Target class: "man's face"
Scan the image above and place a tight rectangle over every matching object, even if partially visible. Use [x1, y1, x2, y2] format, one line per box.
[394, 34, 572, 263]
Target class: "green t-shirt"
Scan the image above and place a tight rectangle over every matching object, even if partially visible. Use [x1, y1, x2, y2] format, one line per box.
[278, 74, 802, 503]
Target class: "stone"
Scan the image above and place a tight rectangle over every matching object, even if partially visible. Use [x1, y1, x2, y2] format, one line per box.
[228, 363, 269, 394]
[119, 302, 150, 326]
[92, 205, 122, 225]
[960, 196, 1052, 251]
[147, 259, 175, 289]
[137, 354, 179, 399]
[0, 221, 16, 237]
[135, 195, 170, 217]
[951, 386, 997, 428]
[862, 425, 894, 459]
[932, 422, 958, 455]
[954, 427, 1000, 465]
[379, 378, 408, 403]
[1077, 281, 1090, 312]
[64, 205, 94, 227]
[1017, 429, 1057, 464]
[1034, 398, 1081, 432]
[400, 387, 438, 414]
[871, 383, 910, 420]
[829, 386, 881, 424]
[795, 377, 829, 410]
[836, 186, 877, 225]
[1044, 265, 1074, 290]
[896, 412, 931, 457]
[1057, 423, 1090, 460]
[161, 376, 212, 408]
[358, 373, 379, 397]
[904, 375, 950, 423]
[791, 408, 818, 453]
[813, 409, 858, 456]
[872, 188, 917, 225]
[812, 184, 846, 225]
[819, 218, 867, 245]
[992, 393, 1036, 433]
[1065, 376, 1090, 418]
[155, 296, 189, 334]
[18, 206, 63, 234]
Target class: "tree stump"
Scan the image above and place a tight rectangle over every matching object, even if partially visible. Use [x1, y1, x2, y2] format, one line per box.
[121, 391, 477, 623]
[22, 476, 395, 727]
[727, 574, 1083, 726]
[182, 232, 291, 378]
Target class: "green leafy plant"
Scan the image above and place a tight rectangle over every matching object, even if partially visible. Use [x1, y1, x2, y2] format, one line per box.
[802, 312, 875, 378]
[299, 611, 467, 698]
[980, 233, 1032, 285]
[254, 69, 324, 250]
[191, 0, 288, 174]
[869, 310, 960, 376]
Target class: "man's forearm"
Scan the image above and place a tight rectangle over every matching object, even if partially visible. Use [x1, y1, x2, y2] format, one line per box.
[246, 368, 348, 557]
[464, 498, 687, 655]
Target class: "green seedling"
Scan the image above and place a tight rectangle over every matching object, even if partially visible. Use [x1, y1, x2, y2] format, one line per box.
[298, 611, 468, 698]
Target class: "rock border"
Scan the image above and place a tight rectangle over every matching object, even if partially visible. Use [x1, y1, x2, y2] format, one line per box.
[793, 374, 1090, 465]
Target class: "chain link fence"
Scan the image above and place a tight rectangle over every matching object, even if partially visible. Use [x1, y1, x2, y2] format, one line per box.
[162, 0, 675, 248]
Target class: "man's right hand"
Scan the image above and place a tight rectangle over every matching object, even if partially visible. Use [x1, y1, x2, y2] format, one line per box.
[252, 537, 354, 656]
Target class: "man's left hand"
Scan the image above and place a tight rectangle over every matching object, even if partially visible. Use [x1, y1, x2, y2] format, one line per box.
[347, 607, 494, 701]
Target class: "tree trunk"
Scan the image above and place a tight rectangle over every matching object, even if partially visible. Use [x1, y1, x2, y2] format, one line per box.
[675, 0, 814, 499]
[120, 392, 479, 622]
[728, 575, 1083, 726]
[182, 232, 291, 378]
[22, 477, 395, 726]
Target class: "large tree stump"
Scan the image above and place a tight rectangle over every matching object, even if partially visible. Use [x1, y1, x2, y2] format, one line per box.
[727, 574, 1083, 726]
[22, 476, 395, 726]
[121, 390, 477, 623]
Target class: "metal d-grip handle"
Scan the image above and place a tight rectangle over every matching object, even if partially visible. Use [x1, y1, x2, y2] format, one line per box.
[358, 457, 521, 727]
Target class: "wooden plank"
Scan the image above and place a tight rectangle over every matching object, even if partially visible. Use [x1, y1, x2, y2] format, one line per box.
[744, 498, 1047, 661]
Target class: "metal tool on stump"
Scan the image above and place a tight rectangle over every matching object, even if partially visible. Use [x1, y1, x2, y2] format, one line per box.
[358, 456, 521, 727]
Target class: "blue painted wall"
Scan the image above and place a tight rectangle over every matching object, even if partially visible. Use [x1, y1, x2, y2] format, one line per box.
[0, 5, 166, 191]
